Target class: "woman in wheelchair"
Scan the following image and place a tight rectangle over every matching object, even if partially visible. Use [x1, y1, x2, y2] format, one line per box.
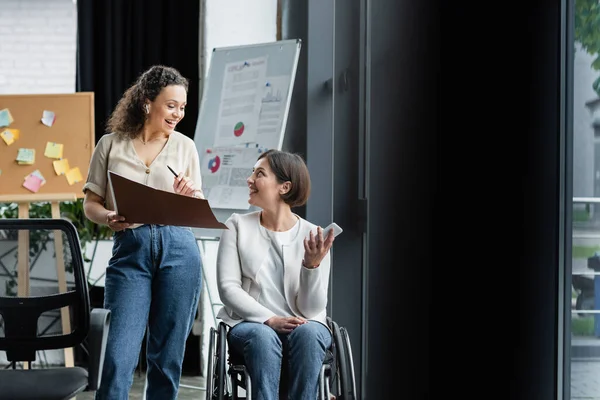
[216, 149, 336, 400]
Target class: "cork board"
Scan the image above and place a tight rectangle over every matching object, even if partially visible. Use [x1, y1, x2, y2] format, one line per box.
[0, 93, 94, 200]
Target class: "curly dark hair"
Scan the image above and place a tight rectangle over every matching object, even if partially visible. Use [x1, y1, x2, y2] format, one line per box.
[106, 65, 189, 139]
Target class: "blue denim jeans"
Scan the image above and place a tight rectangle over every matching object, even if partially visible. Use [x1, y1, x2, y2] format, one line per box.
[228, 320, 332, 400]
[94, 225, 202, 400]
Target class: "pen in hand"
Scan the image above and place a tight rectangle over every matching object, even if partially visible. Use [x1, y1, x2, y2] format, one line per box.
[168, 165, 199, 198]
[167, 165, 179, 179]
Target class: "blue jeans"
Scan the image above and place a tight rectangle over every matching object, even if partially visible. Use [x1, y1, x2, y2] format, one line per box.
[95, 225, 202, 400]
[228, 321, 332, 400]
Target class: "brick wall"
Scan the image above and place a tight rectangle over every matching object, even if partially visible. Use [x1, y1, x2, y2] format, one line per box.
[0, 0, 77, 95]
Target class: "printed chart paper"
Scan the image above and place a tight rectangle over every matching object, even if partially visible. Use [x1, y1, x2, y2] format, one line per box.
[200, 146, 264, 209]
[213, 56, 268, 147]
[254, 75, 290, 150]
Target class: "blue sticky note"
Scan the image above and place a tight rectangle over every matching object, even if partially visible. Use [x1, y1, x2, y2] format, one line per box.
[0, 109, 13, 127]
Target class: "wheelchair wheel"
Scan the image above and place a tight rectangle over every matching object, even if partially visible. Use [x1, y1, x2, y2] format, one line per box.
[206, 323, 230, 400]
[328, 319, 357, 400]
[205, 327, 216, 400]
[340, 326, 357, 398]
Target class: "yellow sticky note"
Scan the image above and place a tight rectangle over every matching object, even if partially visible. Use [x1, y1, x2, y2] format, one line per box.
[44, 142, 63, 159]
[0, 129, 19, 145]
[65, 167, 82, 185]
[53, 158, 70, 175]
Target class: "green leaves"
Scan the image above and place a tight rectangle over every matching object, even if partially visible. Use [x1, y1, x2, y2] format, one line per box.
[0, 199, 113, 271]
[575, 0, 600, 56]
[576, 0, 600, 52]
[575, 0, 600, 95]
[592, 55, 600, 70]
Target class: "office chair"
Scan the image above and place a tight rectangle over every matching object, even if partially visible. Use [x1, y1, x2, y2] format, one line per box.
[0, 218, 111, 400]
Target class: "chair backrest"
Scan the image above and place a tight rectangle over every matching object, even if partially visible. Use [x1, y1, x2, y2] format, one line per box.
[0, 218, 90, 362]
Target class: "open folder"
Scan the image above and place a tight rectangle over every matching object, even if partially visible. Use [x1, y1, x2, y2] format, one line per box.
[108, 170, 228, 229]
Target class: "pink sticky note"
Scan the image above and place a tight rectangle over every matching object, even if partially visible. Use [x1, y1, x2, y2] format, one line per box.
[23, 174, 43, 193]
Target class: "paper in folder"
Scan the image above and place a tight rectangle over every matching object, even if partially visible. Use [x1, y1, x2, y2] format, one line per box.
[108, 170, 228, 229]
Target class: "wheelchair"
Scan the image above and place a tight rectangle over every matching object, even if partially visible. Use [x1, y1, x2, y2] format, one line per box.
[205, 317, 356, 400]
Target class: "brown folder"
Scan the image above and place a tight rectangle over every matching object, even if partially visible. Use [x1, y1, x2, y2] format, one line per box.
[108, 170, 228, 229]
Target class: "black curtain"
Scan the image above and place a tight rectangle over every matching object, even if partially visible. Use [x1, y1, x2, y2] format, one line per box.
[76, 0, 200, 144]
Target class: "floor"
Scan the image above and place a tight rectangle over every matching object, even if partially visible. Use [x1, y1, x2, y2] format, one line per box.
[75, 374, 207, 400]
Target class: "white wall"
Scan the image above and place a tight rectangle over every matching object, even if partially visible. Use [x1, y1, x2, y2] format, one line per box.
[203, 0, 277, 77]
[0, 0, 77, 94]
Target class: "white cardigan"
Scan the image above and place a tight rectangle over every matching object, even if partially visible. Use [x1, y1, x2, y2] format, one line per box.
[216, 211, 330, 327]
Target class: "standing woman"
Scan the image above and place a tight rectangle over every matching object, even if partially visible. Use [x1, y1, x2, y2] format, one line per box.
[83, 65, 203, 400]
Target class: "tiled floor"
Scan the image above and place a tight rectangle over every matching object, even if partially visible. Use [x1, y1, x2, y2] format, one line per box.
[572, 360, 600, 399]
[76, 374, 206, 400]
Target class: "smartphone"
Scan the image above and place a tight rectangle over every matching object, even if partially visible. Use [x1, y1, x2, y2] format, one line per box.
[322, 222, 343, 238]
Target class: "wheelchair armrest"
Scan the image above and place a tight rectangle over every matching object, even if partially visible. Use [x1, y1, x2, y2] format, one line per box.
[86, 308, 111, 391]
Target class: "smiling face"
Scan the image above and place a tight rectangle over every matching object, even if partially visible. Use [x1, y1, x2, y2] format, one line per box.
[145, 84, 187, 133]
[247, 157, 291, 209]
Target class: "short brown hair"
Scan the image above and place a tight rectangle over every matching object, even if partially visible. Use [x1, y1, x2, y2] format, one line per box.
[106, 65, 189, 140]
[258, 149, 311, 207]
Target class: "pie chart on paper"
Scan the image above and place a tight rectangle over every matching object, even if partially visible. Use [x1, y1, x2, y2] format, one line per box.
[233, 122, 245, 137]
[208, 155, 221, 173]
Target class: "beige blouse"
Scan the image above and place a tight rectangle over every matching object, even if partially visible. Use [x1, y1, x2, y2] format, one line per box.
[83, 131, 204, 229]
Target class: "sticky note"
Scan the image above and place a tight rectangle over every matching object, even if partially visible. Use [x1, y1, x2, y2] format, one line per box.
[28, 169, 46, 185]
[41, 110, 56, 127]
[44, 141, 63, 159]
[0, 109, 14, 127]
[16, 148, 35, 165]
[53, 158, 70, 175]
[66, 167, 82, 185]
[0, 129, 19, 145]
[23, 174, 43, 193]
